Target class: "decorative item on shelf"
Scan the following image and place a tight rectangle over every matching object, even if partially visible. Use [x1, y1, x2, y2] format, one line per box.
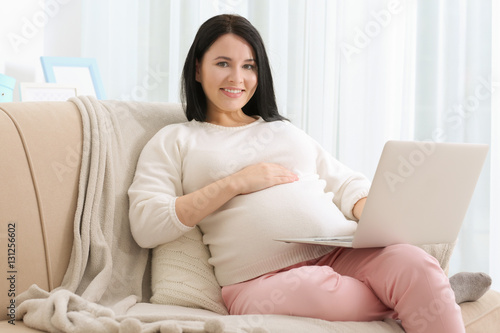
[19, 82, 77, 102]
[40, 56, 106, 100]
[0, 73, 16, 103]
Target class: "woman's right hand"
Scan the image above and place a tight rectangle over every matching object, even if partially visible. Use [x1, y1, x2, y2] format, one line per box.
[229, 162, 299, 195]
[176, 163, 298, 227]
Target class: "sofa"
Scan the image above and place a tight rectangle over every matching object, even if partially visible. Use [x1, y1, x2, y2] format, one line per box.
[1, 99, 499, 332]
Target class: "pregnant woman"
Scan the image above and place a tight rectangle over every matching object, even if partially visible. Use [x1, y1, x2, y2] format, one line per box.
[129, 14, 488, 333]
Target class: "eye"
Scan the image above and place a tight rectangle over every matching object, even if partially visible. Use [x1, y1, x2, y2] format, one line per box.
[216, 62, 229, 68]
[243, 64, 256, 70]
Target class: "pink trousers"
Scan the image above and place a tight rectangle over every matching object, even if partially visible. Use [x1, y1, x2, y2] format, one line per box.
[222, 244, 465, 333]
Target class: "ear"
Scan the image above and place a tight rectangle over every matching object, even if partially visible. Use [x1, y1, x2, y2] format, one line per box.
[195, 59, 201, 82]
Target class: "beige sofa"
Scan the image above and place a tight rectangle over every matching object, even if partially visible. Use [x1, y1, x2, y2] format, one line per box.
[1, 100, 499, 332]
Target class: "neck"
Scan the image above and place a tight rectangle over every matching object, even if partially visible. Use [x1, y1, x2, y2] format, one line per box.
[206, 109, 256, 127]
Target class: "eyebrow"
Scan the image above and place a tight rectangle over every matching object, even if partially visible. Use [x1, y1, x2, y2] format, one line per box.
[213, 56, 256, 62]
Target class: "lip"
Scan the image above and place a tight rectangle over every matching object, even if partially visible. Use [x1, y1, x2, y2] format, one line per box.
[220, 87, 244, 98]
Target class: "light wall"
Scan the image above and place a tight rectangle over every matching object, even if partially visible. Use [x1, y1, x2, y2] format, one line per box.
[0, 0, 82, 101]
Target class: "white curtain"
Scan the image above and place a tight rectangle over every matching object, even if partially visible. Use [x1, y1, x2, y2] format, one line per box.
[490, 0, 500, 290]
[335, 0, 496, 289]
[81, 0, 499, 289]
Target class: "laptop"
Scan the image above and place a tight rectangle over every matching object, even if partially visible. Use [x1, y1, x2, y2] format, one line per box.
[275, 140, 489, 248]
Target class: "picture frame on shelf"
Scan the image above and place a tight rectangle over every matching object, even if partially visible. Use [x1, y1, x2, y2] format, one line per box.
[40, 56, 106, 99]
[19, 82, 77, 102]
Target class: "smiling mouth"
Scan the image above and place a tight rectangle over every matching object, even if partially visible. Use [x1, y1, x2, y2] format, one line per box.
[222, 88, 244, 93]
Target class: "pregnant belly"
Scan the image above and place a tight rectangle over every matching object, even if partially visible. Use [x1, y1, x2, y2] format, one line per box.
[201, 175, 358, 244]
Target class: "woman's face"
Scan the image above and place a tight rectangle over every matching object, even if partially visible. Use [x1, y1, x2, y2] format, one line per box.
[196, 33, 258, 123]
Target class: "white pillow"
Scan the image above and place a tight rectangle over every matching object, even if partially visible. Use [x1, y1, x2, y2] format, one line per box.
[150, 227, 229, 315]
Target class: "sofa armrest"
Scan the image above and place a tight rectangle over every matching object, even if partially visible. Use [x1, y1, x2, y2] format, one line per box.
[0, 102, 82, 321]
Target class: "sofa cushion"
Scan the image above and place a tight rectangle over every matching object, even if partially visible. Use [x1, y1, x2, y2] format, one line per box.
[151, 227, 229, 315]
[462, 289, 500, 332]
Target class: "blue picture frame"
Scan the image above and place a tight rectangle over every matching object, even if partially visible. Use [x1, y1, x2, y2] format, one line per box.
[40, 56, 106, 100]
[0, 73, 16, 103]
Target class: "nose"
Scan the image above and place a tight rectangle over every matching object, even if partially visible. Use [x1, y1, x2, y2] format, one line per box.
[228, 67, 243, 84]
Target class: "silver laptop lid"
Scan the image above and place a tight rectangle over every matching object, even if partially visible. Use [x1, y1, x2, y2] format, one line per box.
[353, 141, 489, 248]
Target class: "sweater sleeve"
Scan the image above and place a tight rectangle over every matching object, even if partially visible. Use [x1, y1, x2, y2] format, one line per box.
[128, 127, 194, 248]
[313, 140, 371, 221]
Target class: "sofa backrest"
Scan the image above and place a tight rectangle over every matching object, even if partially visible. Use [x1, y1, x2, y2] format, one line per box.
[0, 102, 82, 321]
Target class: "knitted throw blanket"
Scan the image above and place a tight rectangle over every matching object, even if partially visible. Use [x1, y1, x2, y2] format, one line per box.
[15, 97, 235, 332]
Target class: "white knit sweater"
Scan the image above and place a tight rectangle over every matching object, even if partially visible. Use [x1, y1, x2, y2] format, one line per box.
[128, 118, 371, 286]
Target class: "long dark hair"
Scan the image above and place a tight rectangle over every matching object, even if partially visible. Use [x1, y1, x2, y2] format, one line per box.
[181, 14, 287, 122]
